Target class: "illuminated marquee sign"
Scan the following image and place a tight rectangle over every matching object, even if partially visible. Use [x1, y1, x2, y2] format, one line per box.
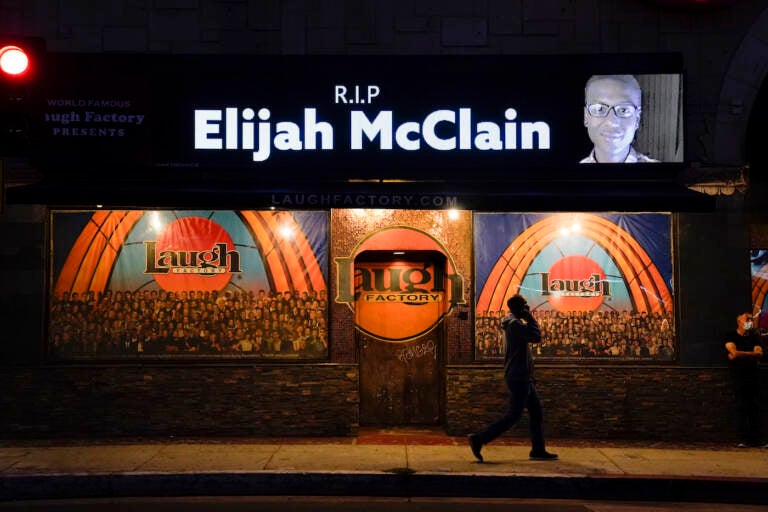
[34, 53, 684, 181]
[194, 106, 550, 162]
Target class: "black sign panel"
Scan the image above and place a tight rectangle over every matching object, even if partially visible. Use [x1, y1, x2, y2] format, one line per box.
[31, 53, 684, 182]
[36, 54, 151, 169]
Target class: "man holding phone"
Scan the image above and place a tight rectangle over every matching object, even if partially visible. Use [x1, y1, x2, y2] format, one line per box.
[468, 294, 558, 462]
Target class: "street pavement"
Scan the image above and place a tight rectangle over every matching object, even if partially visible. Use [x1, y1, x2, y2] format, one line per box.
[1, 496, 768, 512]
[1, 429, 767, 505]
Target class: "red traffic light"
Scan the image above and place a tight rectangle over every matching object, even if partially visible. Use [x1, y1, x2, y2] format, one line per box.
[0, 45, 30, 76]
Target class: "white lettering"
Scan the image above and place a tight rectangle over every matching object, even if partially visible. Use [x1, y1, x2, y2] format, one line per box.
[475, 122, 502, 150]
[195, 107, 552, 160]
[505, 108, 517, 149]
[241, 108, 255, 150]
[334, 85, 347, 104]
[422, 110, 455, 150]
[304, 108, 333, 150]
[459, 108, 471, 149]
[253, 108, 271, 162]
[194, 110, 222, 149]
[367, 85, 380, 103]
[274, 122, 303, 150]
[395, 121, 420, 150]
[225, 107, 238, 149]
[522, 121, 550, 149]
[350, 110, 392, 150]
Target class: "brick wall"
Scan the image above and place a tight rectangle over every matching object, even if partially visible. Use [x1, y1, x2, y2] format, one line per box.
[4, 362, 767, 442]
[3, 207, 763, 442]
[446, 365, 768, 442]
[0, 364, 359, 438]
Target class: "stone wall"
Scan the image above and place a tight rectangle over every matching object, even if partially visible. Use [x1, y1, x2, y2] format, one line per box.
[4, 361, 767, 442]
[446, 365, 767, 442]
[0, 364, 359, 438]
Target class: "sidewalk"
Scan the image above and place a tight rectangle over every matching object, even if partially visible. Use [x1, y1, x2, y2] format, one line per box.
[1, 429, 767, 504]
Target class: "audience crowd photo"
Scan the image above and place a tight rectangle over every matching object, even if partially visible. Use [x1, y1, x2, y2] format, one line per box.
[50, 288, 675, 362]
[475, 308, 675, 361]
[50, 288, 329, 358]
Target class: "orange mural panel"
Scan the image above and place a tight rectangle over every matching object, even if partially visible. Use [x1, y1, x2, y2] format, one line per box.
[476, 213, 672, 315]
[55, 210, 143, 296]
[475, 212, 675, 362]
[50, 209, 329, 360]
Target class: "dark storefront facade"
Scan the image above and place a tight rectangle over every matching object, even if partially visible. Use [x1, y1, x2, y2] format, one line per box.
[1, 2, 767, 442]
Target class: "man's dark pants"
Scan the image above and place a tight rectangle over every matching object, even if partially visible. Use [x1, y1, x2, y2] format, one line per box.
[732, 371, 763, 445]
[476, 378, 545, 451]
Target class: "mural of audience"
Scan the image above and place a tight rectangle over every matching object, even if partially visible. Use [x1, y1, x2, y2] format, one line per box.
[51, 288, 674, 362]
[50, 288, 329, 359]
[475, 309, 675, 361]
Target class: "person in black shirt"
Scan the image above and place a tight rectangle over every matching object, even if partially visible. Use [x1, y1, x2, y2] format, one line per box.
[724, 311, 765, 448]
[468, 294, 558, 462]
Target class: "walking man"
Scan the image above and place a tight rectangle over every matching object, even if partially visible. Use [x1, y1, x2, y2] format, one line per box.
[468, 294, 558, 462]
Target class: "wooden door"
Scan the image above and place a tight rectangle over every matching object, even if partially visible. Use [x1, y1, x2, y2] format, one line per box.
[358, 330, 442, 425]
[356, 252, 445, 425]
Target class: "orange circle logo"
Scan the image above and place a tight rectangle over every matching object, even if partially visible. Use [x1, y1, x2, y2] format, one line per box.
[335, 226, 465, 342]
[150, 217, 237, 292]
[354, 261, 445, 341]
[543, 255, 607, 312]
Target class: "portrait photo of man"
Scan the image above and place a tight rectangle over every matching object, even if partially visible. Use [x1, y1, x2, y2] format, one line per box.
[580, 74, 660, 164]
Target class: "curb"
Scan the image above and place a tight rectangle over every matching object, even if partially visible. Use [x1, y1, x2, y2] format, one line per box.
[2, 472, 767, 504]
